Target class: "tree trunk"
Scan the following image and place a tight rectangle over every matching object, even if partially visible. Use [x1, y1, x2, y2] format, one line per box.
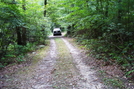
[22, 0, 26, 10]
[21, 0, 27, 45]
[118, 0, 122, 23]
[16, 27, 23, 45]
[105, 0, 109, 17]
[22, 27, 26, 45]
[44, 0, 47, 16]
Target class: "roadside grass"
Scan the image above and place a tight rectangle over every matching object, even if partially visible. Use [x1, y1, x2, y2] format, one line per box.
[53, 38, 78, 89]
[17, 39, 50, 75]
[98, 70, 125, 89]
[66, 37, 126, 89]
[0, 39, 50, 88]
[103, 77, 124, 89]
[31, 41, 50, 65]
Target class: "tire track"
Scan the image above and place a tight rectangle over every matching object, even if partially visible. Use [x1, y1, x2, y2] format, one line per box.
[1, 38, 57, 89]
[1, 37, 112, 89]
[30, 38, 57, 89]
[51, 38, 79, 89]
[62, 38, 107, 89]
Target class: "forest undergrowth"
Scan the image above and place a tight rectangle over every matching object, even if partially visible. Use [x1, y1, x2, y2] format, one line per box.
[66, 37, 134, 89]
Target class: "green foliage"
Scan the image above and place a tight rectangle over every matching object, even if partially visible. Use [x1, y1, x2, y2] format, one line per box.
[0, 42, 37, 66]
[103, 78, 125, 89]
[14, 43, 36, 55]
[0, 0, 49, 66]
[0, 63, 4, 69]
[0, 2, 22, 60]
[46, 0, 134, 77]
[125, 69, 134, 78]
[15, 55, 26, 63]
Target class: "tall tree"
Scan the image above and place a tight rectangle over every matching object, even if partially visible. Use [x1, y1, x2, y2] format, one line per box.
[44, 0, 47, 16]
[22, 0, 26, 45]
[16, 0, 26, 45]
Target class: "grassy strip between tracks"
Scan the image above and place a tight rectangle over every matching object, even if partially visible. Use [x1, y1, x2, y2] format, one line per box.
[52, 38, 78, 89]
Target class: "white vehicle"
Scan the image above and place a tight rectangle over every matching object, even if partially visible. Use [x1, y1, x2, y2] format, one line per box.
[53, 28, 62, 36]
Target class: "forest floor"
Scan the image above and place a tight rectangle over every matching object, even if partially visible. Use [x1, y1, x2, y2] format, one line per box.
[0, 35, 134, 89]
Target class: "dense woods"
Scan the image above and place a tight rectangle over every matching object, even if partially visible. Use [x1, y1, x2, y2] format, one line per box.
[0, 0, 48, 67]
[0, 0, 134, 78]
[47, 0, 134, 76]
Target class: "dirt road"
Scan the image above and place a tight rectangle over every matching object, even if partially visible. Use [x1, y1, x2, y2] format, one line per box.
[0, 36, 111, 89]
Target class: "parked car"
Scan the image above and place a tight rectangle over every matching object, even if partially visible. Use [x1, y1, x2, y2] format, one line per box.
[53, 28, 62, 36]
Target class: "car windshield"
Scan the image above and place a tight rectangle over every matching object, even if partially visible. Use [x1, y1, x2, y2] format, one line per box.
[53, 28, 61, 31]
